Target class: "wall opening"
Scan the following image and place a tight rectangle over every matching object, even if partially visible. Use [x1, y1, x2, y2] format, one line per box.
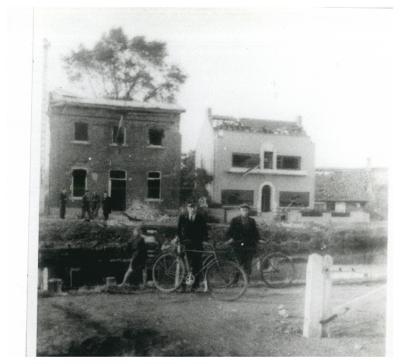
[74, 122, 89, 141]
[72, 169, 87, 197]
[261, 185, 271, 212]
[148, 128, 164, 146]
[109, 170, 126, 210]
[147, 172, 161, 199]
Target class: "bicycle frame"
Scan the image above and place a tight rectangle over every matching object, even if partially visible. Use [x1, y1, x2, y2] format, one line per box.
[177, 240, 221, 279]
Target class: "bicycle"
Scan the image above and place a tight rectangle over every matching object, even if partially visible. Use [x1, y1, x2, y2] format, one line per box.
[254, 240, 296, 288]
[152, 238, 248, 301]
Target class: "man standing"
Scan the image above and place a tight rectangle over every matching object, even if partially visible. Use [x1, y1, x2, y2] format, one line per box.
[81, 190, 91, 221]
[59, 188, 68, 219]
[91, 191, 100, 218]
[102, 191, 112, 221]
[177, 202, 208, 291]
[225, 203, 260, 281]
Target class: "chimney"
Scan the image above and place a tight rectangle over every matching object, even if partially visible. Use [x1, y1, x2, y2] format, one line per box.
[366, 157, 372, 170]
[296, 115, 303, 126]
[40, 38, 51, 215]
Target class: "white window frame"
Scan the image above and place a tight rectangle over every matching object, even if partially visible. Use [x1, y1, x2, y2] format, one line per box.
[260, 142, 275, 170]
[146, 171, 162, 201]
[108, 169, 127, 195]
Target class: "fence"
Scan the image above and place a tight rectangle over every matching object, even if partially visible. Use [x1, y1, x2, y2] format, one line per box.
[303, 253, 386, 338]
[289, 210, 370, 224]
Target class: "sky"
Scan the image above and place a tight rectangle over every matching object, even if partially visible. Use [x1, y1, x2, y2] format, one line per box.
[34, 7, 393, 168]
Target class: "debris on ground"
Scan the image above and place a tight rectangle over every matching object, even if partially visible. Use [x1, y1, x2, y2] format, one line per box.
[278, 304, 289, 318]
[125, 200, 177, 223]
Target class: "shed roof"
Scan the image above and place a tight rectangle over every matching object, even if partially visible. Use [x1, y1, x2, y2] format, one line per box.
[49, 91, 185, 114]
[210, 114, 306, 136]
[315, 168, 370, 202]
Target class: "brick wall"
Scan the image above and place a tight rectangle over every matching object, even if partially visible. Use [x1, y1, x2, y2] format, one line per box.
[48, 104, 182, 210]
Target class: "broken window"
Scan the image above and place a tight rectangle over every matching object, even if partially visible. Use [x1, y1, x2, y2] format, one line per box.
[279, 191, 309, 207]
[112, 126, 126, 145]
[221, 190, 254, 206]
[72, 169, 87, 197]
[147, 171, 161, 199]
[263, 151, 273, 169]
[277, 155, 301, 170]
[148, 128, 164, 146]
[74, 122, 88, 141]
[232, 153, 260, 168]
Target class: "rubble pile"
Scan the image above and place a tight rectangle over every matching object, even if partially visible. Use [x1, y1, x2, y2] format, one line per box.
[125, 200, 178, 224]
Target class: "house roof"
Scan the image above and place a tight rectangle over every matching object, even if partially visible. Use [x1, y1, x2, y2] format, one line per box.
[49, 91, 185, 114]
[209, 114, 306, 136]
[315, 168, 370, 202]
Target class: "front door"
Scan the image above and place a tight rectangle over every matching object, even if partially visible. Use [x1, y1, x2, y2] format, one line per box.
[261, 185, 271, 212]
[110, 170, 126, 211]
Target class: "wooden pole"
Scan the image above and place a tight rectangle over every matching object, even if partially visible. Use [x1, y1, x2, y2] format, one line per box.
[321, 255, 333, 337]
[320, 285, 385, 325]
[303, 254, 333, 338]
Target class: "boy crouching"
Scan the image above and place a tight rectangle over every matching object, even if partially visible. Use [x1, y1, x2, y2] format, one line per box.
[119, 226, 147, 289]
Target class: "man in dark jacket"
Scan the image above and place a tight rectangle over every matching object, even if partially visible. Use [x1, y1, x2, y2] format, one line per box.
[102, 191, 112, 221]
[59, 188, 68, 219]
[177, 202, 208, 291]
[81, 190, 91, 221]
[91, 191, 100, 218]
[225, 203, 260, 280]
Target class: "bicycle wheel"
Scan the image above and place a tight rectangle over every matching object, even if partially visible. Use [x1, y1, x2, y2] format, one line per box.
[152, 253, 185, 292]
[260, 252, 295, 288]
[206, 260, 248, 301]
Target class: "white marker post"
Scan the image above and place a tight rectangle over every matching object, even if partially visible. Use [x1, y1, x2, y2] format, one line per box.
[42, 267, 49, 291]
[303, 254, 333, 338]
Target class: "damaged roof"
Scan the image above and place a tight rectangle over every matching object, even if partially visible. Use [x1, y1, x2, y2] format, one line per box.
[49, 91, 185, 114]
[210, 114, 306, 136]
[315, 168, 370, 202]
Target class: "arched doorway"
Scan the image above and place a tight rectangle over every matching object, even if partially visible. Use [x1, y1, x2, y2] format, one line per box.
[261, 184, 272, 212]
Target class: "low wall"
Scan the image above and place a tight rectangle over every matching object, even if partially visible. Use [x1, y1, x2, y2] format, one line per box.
[208, 207, 262, 223]
[287, 210, 370, 224]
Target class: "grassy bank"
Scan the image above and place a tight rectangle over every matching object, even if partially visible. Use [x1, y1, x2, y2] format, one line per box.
[39, 218, 387, 257]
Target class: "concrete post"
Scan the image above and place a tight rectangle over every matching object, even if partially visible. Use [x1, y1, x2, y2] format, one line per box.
[303, 254, 333, 338]
[42, 267, 49, 291]
[106, 276, 117, 287]
[48, 278, 62, 294]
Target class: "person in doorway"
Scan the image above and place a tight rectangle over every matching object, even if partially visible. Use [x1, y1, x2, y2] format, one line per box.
[177, 201, 208, 292]
[119, 226, 147, 288]
[81, 190, 91, 221]
[59, 188, 68, 219]
[102, 191, 112, 221]
[91, 191, 100, 218]
[225, 203, 260, 281]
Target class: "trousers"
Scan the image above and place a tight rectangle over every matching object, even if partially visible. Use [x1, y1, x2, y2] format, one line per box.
[184, 240, 203, 288]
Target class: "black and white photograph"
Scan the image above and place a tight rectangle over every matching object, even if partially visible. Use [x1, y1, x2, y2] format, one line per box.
[3, 1, 397, 359]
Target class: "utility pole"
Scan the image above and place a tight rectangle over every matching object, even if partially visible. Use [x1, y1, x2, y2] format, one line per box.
[40, 38, 50, 215]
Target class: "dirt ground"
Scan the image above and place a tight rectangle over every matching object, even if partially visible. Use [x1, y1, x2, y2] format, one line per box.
[37, 282, 386, 357]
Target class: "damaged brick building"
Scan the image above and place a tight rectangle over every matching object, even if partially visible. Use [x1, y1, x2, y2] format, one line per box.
[47, 92, 184, 212]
